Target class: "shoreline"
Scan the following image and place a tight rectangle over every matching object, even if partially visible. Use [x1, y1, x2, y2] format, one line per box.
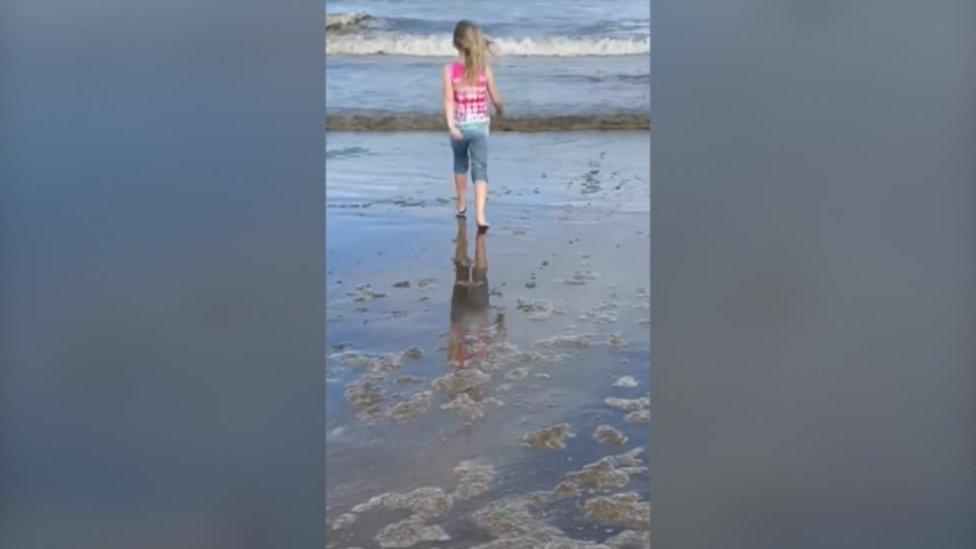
[325, 113, 651, 132]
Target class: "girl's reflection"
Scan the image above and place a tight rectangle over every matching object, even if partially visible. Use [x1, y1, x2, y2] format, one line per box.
[448, 218, 504, 367]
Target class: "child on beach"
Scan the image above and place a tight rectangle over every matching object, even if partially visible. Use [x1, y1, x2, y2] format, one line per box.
[443, 20, 505, 231]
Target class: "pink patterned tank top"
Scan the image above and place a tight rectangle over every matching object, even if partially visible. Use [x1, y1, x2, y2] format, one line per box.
[451, 61, 490, 130]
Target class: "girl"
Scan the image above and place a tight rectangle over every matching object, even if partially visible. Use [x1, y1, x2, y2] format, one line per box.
[443, 20, 505, 231]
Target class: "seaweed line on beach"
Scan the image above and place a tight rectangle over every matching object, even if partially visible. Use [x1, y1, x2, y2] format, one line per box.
[326, 113, 651, 132]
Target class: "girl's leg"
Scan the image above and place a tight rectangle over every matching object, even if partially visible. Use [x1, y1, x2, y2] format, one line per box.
[451, 135, 470, 214]
[474, 181, 489, 227]
[454, 173, 468, 213]
[468, 129, 490, 227]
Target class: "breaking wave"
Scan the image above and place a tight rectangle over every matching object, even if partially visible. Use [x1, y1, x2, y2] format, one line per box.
[325, 12, 384, 32]
[326, 34, 650, 57]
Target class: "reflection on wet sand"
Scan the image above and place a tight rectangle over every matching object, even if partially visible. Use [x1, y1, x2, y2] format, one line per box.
[449, 219, 505, 368]
[440, 221, 507, 426]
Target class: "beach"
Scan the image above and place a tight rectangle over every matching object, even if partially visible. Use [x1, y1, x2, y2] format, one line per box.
[326, 1, 650, 546]
[326, 132, 650, 547]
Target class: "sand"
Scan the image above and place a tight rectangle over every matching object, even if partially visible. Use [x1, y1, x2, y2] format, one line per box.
[326, 131, 649, 547]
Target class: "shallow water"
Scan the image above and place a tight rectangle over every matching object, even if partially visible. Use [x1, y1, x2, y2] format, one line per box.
[326, 56, 650, 117]
[326, 131, 650, 547]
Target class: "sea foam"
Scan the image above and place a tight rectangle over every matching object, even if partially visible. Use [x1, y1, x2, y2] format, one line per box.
[326, 34, 650, 57]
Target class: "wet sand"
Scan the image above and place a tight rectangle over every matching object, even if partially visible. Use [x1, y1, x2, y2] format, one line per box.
[326, 131, 650, 548]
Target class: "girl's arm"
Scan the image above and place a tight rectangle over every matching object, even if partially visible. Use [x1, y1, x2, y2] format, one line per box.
[486, 66, 505, 117]
[443, 65, 462, 139]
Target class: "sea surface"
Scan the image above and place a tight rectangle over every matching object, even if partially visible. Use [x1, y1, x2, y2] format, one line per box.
[325, 0, 651, 122]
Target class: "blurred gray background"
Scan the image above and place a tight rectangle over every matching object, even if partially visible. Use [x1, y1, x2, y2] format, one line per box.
[653, 0, 976, 547]
[0, 1, 324, 547]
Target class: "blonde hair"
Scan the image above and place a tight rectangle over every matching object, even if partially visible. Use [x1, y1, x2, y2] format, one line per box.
[452, 20, 493, 84]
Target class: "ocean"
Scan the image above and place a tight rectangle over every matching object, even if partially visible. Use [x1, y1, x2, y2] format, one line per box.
[325, 0, 650, 126]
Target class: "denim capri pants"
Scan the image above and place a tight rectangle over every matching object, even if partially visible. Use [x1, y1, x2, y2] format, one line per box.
[450, 125, 489, 183]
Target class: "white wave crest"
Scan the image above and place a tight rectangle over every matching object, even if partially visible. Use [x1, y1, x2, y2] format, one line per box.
[325, 34, 650, 57]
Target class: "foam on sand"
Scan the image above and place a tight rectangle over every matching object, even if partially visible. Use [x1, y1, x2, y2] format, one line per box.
[521, 423, 576, 450]
[584, 492, 650, 530]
